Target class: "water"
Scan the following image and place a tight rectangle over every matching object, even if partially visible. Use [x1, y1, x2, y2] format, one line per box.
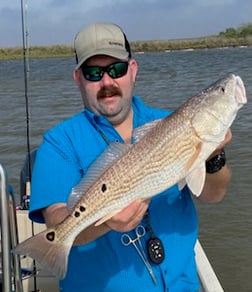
[0, 47, 252, 291]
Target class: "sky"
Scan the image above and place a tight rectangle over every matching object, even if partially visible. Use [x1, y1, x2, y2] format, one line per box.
[0, 0, 251, 47]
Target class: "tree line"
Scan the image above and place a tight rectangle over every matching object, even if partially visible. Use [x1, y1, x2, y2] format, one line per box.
[0, 24, 252, 60]
[219, 23, 252, 37]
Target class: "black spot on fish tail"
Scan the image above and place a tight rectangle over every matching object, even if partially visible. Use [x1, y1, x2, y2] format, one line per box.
[101, 183, 107, 192]
[13, 228, 73, 279]
[46, 231, 55, 242]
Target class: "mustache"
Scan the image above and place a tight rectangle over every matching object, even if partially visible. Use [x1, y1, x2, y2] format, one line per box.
[97, 86, 122, 99]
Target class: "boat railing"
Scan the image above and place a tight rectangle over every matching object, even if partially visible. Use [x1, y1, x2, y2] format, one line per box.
[0, 163, 23, 292]
[195, 239, 224, 292]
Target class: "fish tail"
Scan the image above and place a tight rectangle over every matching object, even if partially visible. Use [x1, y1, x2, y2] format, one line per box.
[13, 228, 72, 279]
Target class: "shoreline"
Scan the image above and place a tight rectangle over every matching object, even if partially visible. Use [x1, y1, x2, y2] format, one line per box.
[1, 35, 252, 60]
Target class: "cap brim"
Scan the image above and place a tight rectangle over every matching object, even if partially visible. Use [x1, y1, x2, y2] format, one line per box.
[75, 49, 129, 69]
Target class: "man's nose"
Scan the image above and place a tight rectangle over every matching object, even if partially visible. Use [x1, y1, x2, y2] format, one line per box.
[100, 72, 115, 86]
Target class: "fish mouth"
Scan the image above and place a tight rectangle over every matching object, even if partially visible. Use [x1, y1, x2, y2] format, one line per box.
[235, 75, 247, 105]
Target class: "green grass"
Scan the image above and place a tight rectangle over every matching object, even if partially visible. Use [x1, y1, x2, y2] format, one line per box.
[1, 35, 252, 61]
[0, 45, 73, 60]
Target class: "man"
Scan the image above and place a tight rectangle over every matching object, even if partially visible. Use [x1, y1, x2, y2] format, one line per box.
[29, 22, 231, 291]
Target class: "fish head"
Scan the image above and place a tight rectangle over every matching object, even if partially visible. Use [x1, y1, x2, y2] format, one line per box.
[191, 74, 247, 144]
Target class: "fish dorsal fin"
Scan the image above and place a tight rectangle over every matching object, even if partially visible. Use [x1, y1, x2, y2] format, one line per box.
[186, 164, 206, 197]
[67, 142, 132, 212]
[133, 119, 162, 143]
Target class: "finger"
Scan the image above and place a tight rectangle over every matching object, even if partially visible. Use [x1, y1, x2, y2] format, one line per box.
[106, 199, 150, 232]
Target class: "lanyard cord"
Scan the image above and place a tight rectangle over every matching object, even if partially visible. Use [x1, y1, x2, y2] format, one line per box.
[98, 129, 111, 146]
[144, 210, 156, 239]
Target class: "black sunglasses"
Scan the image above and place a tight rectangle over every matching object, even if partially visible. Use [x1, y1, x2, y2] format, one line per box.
[81, 61, 129, 82]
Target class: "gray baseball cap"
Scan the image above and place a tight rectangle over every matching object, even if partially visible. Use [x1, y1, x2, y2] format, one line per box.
[74, 22, 131, 69]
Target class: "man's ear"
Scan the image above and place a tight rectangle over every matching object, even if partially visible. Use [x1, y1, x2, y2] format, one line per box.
[129, 59, 138, 83]
[73, 69, 81, 86]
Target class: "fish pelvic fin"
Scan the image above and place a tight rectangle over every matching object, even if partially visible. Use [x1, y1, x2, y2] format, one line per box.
[95, 209, 123, 226]
[13, 228, 72, 279]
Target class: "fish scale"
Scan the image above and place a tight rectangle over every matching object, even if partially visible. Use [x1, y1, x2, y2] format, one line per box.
[13, 73, 247, 279]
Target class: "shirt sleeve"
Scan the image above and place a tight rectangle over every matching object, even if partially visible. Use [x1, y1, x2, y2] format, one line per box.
[29, 128, 82, 223]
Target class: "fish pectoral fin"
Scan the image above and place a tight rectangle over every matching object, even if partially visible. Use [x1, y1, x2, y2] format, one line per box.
[185, 142, 202, 171]
[94, 209, 123, 226]
[186, 164, 206, 197]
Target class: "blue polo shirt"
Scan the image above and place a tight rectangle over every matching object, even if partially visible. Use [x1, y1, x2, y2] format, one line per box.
[29, 96, 200, 291]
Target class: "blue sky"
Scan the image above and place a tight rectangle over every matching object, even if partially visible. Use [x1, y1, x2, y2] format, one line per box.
[0, 0, 251, 47]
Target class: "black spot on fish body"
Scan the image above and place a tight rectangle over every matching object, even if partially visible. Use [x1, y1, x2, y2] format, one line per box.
[79, 205, 86, 212]
[101, 183, 107, 192]
[46, 231, 55, 242]
[74, 211, 80, 217]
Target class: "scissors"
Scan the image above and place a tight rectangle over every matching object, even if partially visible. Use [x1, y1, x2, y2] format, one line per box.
[121, 225, 157, 284]
[121, 225, 146, 246]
